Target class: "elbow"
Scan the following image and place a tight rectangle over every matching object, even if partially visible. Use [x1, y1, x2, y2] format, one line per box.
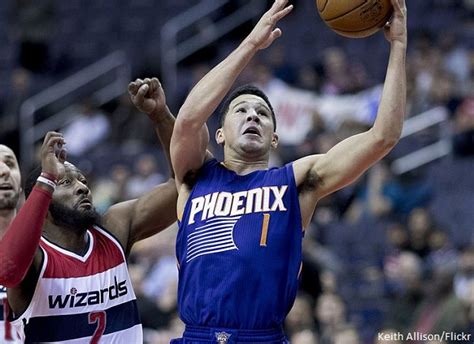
[175, 110, 201, 134]
[371, 129, 400, 152]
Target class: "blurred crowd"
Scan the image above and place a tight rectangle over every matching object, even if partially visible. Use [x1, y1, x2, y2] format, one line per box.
[0, 0, 473, 343]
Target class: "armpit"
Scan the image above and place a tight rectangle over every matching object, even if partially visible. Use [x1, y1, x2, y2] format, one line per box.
[298, 169, 322, 193]
[183, 169, 200, 188]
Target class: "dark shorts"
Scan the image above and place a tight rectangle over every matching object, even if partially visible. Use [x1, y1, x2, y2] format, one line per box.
[171, 325, 289, 344]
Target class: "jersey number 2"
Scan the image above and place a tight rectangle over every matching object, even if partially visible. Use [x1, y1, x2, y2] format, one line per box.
[88, 311, 106, 344]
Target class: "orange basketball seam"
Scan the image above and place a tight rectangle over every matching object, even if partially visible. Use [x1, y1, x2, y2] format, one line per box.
[321, 0, 369, 21]
[330, 9, 392, 33]
[320, 0, 330, 14]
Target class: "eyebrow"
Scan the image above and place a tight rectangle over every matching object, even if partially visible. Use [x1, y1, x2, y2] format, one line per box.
[232, 101, 271, 112]
[1, 155, 17, 163]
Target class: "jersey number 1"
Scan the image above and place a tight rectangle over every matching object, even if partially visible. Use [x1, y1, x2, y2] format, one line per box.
[88, 311, 106, 344]
[260, 213, 270, 246]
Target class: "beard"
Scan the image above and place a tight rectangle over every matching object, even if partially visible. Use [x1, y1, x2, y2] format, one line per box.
[49, 200, 101, 230]
[0, 192, 20, 210]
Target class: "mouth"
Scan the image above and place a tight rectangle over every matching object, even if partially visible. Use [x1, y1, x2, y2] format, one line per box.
[77, 198, 92, 208]
[0, 183, 13, 191]
[242, 126, 261, 137]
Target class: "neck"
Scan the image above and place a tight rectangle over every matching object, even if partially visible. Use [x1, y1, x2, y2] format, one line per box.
[0, 209, 16, 238]
[43, 219, 90, 255]
[221, 157, 269, 175]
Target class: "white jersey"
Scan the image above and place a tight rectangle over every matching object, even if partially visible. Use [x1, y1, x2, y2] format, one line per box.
[11, 226, 142, 343]
[1, 285, 22, 342]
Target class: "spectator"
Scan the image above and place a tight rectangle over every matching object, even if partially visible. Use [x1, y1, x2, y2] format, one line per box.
[290, 329, 319, 344]
[91, 164, 130, 212]
[407, 207, 435, 259]
[320, 47, 368, 95]
[62, 98, 110, 157]
[452, 96, 474, 156]
[384, 251, 424, 332]
[126, 153, 165, 199]
[453, 246, 474, 304]
[346, 162, 433, 222]
[285, 292, 316, 338]
[314, 292, 348, 344]
[333, 325, 360, 344]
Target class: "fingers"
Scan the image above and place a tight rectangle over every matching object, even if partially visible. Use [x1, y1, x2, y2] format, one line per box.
[128, 79, 142, 96]
[272, 3, 293, 22]
[390, 0, 406, 14]
[42, 132, 66, 162]
[150, 78, 161, 93]
[43, 132, 65, 151]
[128, 77, 162, 97]
[55, 143, 68, 163]
[135, 83, 149, 104]
[269, 0, 289, 14]
[271, 28, 282, 41]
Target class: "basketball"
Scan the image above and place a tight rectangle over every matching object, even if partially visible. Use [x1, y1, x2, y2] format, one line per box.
[316, 0, 394, 38]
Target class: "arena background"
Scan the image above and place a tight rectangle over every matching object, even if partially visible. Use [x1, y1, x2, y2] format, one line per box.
[0, 0, 473, 343]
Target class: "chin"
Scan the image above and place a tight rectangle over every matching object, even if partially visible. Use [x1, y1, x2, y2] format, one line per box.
[240, 143, 267, 156]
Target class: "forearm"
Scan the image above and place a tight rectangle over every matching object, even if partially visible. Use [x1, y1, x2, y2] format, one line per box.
[0, 185, 51, 287]
[372, 41, 406, 145]
[151, 106, 175, 177]
[178, 41, 258, 127]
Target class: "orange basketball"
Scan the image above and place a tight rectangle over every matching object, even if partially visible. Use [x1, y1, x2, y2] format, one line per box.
[316, 0, 393, 38]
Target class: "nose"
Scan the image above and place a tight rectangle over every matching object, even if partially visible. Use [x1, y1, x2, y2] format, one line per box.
[246, 110, 260, 123]
[76, 180, 90, 196]
[0, 162, 10, 179]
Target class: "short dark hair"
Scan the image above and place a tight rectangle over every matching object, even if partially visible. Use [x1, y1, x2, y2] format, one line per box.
[219, 84, 276, 130]
[24, 165, 42, 199]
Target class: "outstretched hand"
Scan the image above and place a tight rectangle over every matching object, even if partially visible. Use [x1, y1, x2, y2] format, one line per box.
[41, 131, 66, 180]
[384, 0, 407, 45]
[245, 0, 293, 50]
[128, 77, 168, 122]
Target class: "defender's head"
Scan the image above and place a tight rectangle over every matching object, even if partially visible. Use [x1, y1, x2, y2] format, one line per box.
[0, 145, 22, 211]
[216, 85, 278, 157]
[25, 162, 100, 230]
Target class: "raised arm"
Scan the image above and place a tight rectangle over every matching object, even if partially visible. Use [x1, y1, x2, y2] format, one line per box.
[171, 0, 293, 186]
[0, 132, 65, 288]
[103, 79, 178, 253]
[294, 0, 407, 224]
[128, 77, 175, 176]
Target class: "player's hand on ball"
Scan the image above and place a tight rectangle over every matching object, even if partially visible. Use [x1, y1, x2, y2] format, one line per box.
[384, 0, 407, 45]
[128, 77, 167, 121]
[245, 0, 293, 50]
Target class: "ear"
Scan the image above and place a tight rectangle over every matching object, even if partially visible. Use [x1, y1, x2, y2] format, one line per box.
[215, 128, 225, 145]
[271, 132, 279, 150]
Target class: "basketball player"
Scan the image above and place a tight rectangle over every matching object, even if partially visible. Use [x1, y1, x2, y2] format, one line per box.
[0, 78, 178, 343]
[170, 0, 407, 342]
[0, 145, 22, 342]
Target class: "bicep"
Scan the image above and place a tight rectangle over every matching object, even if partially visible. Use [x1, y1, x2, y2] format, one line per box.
[171, 119, 211, 185]
[103, 179, 178, 252]
[310, 129, 394, 198]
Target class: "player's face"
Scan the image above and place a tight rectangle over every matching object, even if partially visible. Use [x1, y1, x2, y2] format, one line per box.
[217, 94, 278, 157]
[50, 162, 99, 229]
[0, 145, 21, 211]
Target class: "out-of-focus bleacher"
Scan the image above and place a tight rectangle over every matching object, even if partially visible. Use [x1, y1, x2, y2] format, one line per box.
[0, 0, 472, 343]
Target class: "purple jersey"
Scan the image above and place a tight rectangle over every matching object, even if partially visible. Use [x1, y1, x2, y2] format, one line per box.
[177, 159, 303, 329]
